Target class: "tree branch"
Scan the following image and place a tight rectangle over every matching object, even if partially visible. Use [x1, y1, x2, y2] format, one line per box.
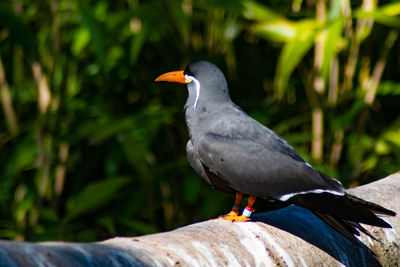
[1, 172, 399, 266]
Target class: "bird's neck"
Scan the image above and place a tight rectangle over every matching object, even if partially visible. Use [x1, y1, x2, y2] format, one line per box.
[184, 103, 206, 143]
[184, 101, 230, 145]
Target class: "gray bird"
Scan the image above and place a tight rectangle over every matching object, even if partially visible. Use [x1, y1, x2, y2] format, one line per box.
[155, 61, 395, 245]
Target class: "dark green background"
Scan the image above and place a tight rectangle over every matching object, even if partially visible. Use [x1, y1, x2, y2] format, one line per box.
[0, 0, 399, 242]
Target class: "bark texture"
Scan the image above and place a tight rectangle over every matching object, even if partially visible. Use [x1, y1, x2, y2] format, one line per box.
[1, 172, 399, 267]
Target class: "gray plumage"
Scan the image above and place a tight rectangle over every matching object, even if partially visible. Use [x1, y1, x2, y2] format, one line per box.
[184, 61, 343, 200]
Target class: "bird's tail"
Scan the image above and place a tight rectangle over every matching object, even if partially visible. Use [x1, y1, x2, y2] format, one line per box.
[289, 192, 396, 245]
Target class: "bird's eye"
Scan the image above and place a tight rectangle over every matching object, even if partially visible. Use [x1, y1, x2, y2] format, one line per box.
[184, 75, 193, 83]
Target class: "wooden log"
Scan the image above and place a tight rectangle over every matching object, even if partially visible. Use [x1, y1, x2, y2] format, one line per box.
[0, 172, 399, 266]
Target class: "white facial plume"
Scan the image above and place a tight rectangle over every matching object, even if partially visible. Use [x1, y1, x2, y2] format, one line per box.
[185, 75, 201, 111]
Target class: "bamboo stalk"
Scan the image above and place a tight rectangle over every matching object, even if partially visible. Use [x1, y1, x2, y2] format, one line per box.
[311, 0, 326, 161]
[364, 30, 398, 105]
[313, 0, 326, 95]
[32, 62, 51, 114]
[329, 129, 344, 166]
[312, 108, 323, 161]
[343, 0, 375, 92]
[328, 57, 338, 106]
[0, 56, 19, 136]
[54, 142, 69, 197]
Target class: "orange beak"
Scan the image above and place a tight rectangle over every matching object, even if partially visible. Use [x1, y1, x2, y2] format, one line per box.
[154, 70, 187, 84]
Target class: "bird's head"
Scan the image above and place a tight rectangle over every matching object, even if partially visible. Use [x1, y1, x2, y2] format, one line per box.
[155, 61, 230, 111]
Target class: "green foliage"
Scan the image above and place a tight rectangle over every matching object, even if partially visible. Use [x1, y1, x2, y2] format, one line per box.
[0, 0, 398, 242]
[65, 177, 131, 222]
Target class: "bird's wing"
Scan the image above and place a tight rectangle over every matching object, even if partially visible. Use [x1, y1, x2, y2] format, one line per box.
[186, 140, 212, 185]
[196, 129, 344, 200]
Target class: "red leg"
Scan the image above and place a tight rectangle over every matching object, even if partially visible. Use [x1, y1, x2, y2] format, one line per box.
[221, 195, 256, 222]
[221, 192, 243, 219]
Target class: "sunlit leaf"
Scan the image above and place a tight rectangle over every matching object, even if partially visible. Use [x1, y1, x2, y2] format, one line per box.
[242, 0, 279, 21]
[380, 2, 400, 16]
[361, 155, 378, 172]
[13, 185, 34, 223]
[321, 18, 344, 81]
[376, 81, 400, 96]
[375, 140, 390, 155]
[383, 129, 400, 148]
[251, 20, 296, 42]
[71, 28, 91, 56]
[354, 2, 400, 28]
[274, 20, 317, 96]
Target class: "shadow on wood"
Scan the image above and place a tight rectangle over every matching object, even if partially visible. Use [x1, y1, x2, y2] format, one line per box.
[252, 206, 379, 266]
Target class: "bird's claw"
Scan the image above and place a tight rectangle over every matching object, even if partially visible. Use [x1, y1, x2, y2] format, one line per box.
[220, 211, 250, 222]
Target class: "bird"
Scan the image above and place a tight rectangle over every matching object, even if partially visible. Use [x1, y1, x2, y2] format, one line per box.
[154, 61, 396, 245]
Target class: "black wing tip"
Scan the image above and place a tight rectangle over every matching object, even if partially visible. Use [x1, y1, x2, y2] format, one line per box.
[346, 193, 396, 218]
[377, 209, 396, 217]
[291, 192, 396, 243]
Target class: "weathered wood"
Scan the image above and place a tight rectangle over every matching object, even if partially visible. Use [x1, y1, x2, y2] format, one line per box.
[0, 172, 399, 266]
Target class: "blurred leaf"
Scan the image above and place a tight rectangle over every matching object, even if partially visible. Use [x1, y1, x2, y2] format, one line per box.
[291, 0, 303, 13]
[321, 18, 344, 81]
[13, 185, 34, 223]
[167, 0, 189, 42]
[245, 0, 294, 42]
[119, 219, 157, 234]
[78, 117, 134, 142]
[121, 135, 150, 177]
[361, 155, 378, 172]
[130, 25, 146, 65]
[195, 0, 243, 13]
[375, 118, 400, 156]
[382, 129, 400, 148]
[273, 113, 310, 134]
[106, 45, 124, 69]
[71, 28, 91, 56]
[5, 137, 38, 174]
[327, 0, 343, 20]
[283, 132, 311, 146]
[332, 100, 366, 130]
[77, 0, 106, 69]
[376, 81, 400, 96]
[94, 1, 108, 22]
[354, 2, 400, 28]
[242, 0, 279, 21]
[375, 140, 390, 155]
[97, 216, 116, 236]
[65, 177, 131, 222]
[0, 3, 37, 58]
[380, 2, 400, 16]
[274, 20, 317, 96]
[251, 20, 296, 42]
